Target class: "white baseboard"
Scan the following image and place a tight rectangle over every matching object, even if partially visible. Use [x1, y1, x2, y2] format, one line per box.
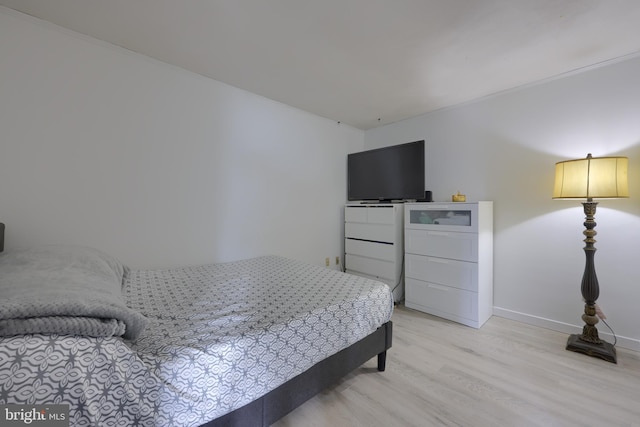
[493, 306, 640, 353]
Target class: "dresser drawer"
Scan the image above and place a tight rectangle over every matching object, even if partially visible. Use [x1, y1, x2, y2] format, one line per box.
[345, 254, 396, 281]
[346, 222, 395, 243]
[405, 278, 478, 322]
[345, 205, 397, 225]
[345, 206, 368, 223]
[405, 229, 477, 262]
[405, 253, 477, 292]
[405, 203, 479, 232]
[345, 238, 395, 262]
[366, 206, 396, 224]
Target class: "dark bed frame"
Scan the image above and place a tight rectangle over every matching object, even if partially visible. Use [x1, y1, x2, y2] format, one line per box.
[204, 320, 392, 427]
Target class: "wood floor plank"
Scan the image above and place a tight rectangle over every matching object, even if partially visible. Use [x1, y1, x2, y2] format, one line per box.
[273, 305, 640, 427]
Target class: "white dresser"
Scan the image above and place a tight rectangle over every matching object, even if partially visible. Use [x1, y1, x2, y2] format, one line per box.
[344, 204, 404, 302]
[404, 201, 493, 328]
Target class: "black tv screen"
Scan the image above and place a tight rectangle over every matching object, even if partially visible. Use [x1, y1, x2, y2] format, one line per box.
[347, 140, 425, 201]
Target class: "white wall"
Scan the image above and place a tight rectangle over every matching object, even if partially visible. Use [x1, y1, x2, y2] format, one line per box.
[365, 54, 640, 350]
[0, 7, 363, 269]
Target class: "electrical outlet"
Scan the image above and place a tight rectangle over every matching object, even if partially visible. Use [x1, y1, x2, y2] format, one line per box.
[325, 257, 330, 267]
[335, 256, 340, 265]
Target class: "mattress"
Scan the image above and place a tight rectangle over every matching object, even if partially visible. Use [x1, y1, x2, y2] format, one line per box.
[0, 255, 393, 426]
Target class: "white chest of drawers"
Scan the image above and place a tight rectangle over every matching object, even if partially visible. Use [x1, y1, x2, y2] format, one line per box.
[344, 204, 404, 302]
[404, 202, 493, 328]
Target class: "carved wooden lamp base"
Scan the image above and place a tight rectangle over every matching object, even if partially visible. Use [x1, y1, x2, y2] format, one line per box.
[564, 202, 618, 364]
[566, 334, 617, 363]
[567, 334, 618, 363]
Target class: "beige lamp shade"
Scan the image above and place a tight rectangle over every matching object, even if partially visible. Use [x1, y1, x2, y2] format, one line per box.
[553, 153, 629, 199]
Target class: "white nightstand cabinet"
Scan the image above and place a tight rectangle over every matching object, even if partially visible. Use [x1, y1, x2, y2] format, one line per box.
[404, 202, 493, 328]
[344, 204, 404, 302]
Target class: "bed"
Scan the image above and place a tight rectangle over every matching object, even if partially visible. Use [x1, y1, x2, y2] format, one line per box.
[0, 244, 393, 426]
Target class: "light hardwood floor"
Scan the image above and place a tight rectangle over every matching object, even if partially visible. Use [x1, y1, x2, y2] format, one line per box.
[273, 305, 640, 427]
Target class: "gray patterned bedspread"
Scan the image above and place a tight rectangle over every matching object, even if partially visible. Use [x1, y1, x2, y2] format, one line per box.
[0, 255, 393, 426]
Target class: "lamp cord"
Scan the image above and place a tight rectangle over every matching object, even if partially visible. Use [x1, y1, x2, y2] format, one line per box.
[595, 303, 617, 346]
[390, 253, 406, 305]
[600, 318, 618, 346]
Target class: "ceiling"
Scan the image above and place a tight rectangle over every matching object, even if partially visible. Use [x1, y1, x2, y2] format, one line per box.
[2, 0, 640, 130]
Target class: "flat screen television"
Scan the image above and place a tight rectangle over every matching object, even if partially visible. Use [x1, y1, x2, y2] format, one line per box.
[347, 140, 425, 201]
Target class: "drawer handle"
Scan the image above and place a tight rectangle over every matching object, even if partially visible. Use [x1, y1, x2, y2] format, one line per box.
[428, 283, 450, 291]
[427, 257, 449, 264]
[427, 231, 450, 237]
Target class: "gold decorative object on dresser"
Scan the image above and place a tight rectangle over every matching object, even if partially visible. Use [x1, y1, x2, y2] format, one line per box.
[451, 192, 466, 202]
